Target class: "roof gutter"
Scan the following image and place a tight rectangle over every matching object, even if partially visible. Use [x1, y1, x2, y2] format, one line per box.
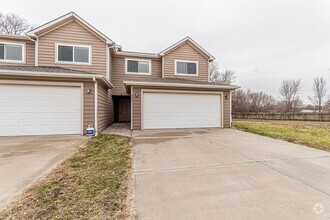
[0, 69, 113, 88]
[123, 81, 240, 91]
[114, 51, 160, 58]
[0, 34, 33, 41]
[111, 43, 160, 58]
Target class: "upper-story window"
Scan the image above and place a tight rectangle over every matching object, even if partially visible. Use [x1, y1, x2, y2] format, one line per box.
[175, 60, 198, 76]
[125, 58, 151, 75]
[0, 42, 25, 63]
[56, 43, 91, 65]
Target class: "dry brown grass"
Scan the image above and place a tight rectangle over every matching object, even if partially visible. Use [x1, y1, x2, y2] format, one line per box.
[233, 120, 330, 151]
[0, 134, 135, 220]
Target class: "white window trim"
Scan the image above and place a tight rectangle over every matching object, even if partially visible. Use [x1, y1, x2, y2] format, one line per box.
[174, 59, 199, 76]
[125, 58, 151, 75]
[55, 43, 92, 65]
[0, 41, 25, 64]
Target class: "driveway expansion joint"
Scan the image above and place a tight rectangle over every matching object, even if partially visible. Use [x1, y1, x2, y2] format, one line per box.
[207, 138, 330, 197]
[133, 160, 254, 174]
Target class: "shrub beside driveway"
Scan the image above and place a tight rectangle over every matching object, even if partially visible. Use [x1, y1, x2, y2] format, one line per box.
[0, 134, 134, 219]
[233, 120, 330, 151]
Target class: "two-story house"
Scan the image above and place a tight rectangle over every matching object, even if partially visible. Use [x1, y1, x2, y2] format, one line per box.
[0, 12, 239, 136]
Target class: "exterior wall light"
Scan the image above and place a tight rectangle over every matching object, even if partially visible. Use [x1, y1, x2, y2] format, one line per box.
[87, 88, 92, 93]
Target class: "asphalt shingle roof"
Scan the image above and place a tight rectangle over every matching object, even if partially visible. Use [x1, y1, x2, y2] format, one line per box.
[0, 65, 102, 75]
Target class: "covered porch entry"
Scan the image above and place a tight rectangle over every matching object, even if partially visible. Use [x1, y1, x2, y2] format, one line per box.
[113, 96, 131, 123]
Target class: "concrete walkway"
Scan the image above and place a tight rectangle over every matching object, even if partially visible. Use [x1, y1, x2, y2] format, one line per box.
[132, 129, 330, 219]
[0, 135, 87, 209]
[103, 123, 131, 137]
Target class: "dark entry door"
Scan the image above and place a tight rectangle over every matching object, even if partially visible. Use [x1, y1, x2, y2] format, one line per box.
[119, 99, 131, 122]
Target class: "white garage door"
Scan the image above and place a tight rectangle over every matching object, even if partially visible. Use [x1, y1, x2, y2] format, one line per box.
[143, 93, 221, 129]
[0, 84, 82, 136]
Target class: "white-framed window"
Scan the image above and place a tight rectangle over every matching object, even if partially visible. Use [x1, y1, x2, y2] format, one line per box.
[55, 43, 91, 65]
[125, 58, 151, 75]
[0, 42, 25, 63]
[175, 60, 198, 76]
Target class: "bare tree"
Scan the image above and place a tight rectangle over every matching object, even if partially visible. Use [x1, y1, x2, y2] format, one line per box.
[209, 61, 236, 85]
[209, 61, 219, 77]
[293, 97, 304, 112]
[324, 98, 330, 113]
[279, 79, 302, 113]
[232, 89, 277, 114]
[308, 77, 327, 113]
[0, 12, 33, 35]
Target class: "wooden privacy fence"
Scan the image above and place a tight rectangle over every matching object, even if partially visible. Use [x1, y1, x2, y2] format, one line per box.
[233, 113, 330, 122]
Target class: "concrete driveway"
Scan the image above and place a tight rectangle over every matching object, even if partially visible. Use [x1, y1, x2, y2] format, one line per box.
[132, 129, 330, 220]
[0, 135, 87, 209]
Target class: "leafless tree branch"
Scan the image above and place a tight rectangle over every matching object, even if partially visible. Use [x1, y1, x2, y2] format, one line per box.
[279, 79, 302, 113]
[324, 98, 330, 113]
[232, 89, 277, 113]
[209, 61, 236, 85]
[0, 12, 34, 35]
[308, 77, 327, 113]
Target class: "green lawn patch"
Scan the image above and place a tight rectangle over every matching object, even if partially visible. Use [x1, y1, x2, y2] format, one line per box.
[233, 120, 330, 151]
[0, 134, 133, 219]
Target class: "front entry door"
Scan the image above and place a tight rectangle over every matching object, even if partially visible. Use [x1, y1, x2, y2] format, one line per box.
[119, 99, 131, 122]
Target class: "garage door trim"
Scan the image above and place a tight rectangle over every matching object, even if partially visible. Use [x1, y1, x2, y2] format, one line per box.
[0, 79, 84, 135]
[141, 89, 223, 130]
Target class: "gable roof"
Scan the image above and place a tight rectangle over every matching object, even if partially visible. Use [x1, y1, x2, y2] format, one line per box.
[24, 12, 214, 60]
[159, 36, 215, 61]
[112, 36, 215, 60]
[27, 12, 114, 45]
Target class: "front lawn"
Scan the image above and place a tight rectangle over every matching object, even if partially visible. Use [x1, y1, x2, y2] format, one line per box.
[233, 120, 330, 151]
[0, 134, 133, 219]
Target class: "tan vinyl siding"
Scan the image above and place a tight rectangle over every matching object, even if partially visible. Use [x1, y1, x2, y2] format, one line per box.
[132, 87, 142, 130]
[83, 81, 95, 132]
[163, 42, 209, 82]
[0, 39, 35, 66]
[0, 75, 95, 133]
[111, 56, 162, 95]
[26, 41, 35, 65]
[38, 20, 106, 74]
[223, 91, 231, 128]
[131, 87, 231, 130]
[97, 83, 114, 131]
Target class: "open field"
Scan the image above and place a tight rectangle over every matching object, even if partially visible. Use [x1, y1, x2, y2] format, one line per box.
[0, 134, 133, 219]
[233, 120, 330, 151]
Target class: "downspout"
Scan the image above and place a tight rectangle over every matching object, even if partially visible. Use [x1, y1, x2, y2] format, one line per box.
[35, 37, 38, 66]
[106, 45, 110, 80]
[131, 86, 133, 130]
[161, 57, 164, 78]
[29, 36, 38, 66]
[93, 77, 98, 134]
[208, 59, 211, 82]
[229, 91, 232, 127]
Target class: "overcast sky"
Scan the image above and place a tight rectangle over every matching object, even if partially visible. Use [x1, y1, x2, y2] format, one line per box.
[2, 0, 330, 102]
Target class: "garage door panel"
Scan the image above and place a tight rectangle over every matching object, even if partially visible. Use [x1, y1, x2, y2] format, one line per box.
[143, 93, 221, 129]
[0, 84, 82, 136]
